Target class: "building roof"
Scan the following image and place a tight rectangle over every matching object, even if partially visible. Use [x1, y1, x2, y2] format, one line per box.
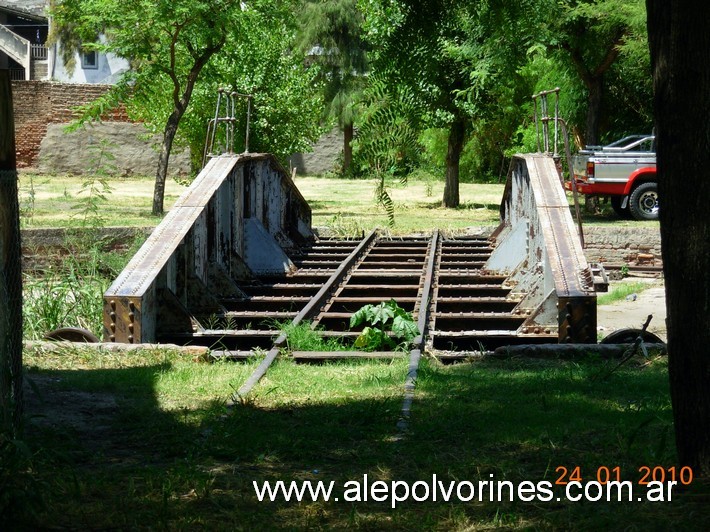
[0, 1, 47, 21]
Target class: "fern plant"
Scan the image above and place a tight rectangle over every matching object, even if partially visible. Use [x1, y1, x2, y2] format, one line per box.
[353, 78, 424, 227]
[349, 299, 419, 351]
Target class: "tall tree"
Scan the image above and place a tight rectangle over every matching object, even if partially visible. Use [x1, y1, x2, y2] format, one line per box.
[296, 0, 368, 174]
[548, 0, 647, 145]
[179, 6, 324, 167]
[363, 0, 532, 207]
[51, 0, 251, 215]
[647, 0, 710, 476]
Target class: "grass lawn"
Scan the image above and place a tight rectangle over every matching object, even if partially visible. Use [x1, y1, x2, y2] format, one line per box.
[18, 173, 187, 229]
[14, 346, 706, 530]
[7, 169, 687, 530]
[18, 171, 659, 233]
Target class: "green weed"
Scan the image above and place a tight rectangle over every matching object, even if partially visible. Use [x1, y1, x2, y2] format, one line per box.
[349, 299, 419, 351]
[72, 139, 116, 228]
[280, 321, 345, 352]
[597, 281, 654, 306]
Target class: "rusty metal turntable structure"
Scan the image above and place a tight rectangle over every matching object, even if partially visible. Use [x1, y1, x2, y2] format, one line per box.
[104, 88, 609, 402]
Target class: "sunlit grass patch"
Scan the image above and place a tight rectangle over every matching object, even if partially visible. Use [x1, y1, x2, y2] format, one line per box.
[597, 280, 657, 305]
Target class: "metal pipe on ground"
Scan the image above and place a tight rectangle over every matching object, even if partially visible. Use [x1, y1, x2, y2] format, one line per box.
[398, 230, 439, 433]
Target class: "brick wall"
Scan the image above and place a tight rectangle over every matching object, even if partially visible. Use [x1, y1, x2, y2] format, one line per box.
[583, 226, 662, 266]
[10, 80, 129, 168]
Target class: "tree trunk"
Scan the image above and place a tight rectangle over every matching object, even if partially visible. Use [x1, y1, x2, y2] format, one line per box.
[152, 109, 182, 215]
[442, 117, 465, 208]
[151, 37, 225, 216]
[343, 121, 354, 174]
[648, 0, 710, 477]
[585, 76, 603, 146]
[0, 71, 23, 434]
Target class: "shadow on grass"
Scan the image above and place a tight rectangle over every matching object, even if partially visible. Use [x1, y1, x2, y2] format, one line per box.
[15, 357, 708, 530]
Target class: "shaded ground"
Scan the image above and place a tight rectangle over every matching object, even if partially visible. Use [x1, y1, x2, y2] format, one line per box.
[597, 279, 667, 341]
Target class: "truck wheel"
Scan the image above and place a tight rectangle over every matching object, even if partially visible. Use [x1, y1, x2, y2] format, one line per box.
[628, 183, 659, 220]
[610, 196, 631, 218]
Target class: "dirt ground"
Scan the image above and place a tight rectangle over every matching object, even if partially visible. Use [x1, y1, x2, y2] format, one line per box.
[596, 278, 667, 341]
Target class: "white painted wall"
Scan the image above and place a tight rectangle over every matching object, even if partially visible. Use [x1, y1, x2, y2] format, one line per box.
[50, 36, 128, 84]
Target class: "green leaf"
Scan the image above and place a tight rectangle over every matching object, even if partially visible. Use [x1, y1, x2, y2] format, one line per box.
[369, 301, 395, 326]
[349, 304, 374, 328]
[391, 315, 420, 341]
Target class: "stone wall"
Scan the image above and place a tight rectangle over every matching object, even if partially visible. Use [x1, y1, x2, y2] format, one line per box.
[289, 127, 343, 175]
[38, 122, 191, 177]
[11, 80, 190, 175]
[583, 226, 662, 266]
[11, 80, 128, 168]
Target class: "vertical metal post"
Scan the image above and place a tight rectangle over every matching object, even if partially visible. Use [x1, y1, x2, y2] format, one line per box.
[560, 119, 585, 248]
[0, 70, 23, 434]
[210, 88, 223, 155]
[541, 93, 549, 153]
[553, 87, 560, 158]
[244, 95, 252, 154]
[227, 92, 236, 153]
[533, 95, 540, 153]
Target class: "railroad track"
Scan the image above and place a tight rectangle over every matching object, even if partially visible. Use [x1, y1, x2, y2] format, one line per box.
[161, 231, 563, 356]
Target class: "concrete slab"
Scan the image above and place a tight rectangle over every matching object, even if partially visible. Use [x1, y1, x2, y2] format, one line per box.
[597, 279, 667, 341]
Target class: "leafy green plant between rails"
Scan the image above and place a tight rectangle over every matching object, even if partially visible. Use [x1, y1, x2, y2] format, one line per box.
[349, 299, 419, 351]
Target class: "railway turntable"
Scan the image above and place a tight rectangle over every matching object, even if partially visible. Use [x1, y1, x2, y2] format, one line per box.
[103, 152, 605, 356]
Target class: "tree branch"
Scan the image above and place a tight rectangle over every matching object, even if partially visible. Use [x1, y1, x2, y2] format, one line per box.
[592, 30, 626, 77]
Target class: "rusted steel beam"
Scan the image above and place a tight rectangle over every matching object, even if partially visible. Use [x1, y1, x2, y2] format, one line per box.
[485, 154, 597, 343]
[104, 153, 314, 343]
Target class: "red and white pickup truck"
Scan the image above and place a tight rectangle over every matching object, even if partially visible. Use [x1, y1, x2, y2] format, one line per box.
[567, 134, 658, 220]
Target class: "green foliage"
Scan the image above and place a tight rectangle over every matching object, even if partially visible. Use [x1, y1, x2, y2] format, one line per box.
[22, 228, 141, 341]
[51, 0, 321, 212]
[280, 321, 345, 352]
[349, 299, 419, 351]
[351, 78, 425, 224]
[180, 10, 324, 169]
[71, 138, 115, 228]
[23, 253, 109, 339]
[353, 79, 423, 176]
[296, 0, 368, 127]
[538, 0, 652, 144]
